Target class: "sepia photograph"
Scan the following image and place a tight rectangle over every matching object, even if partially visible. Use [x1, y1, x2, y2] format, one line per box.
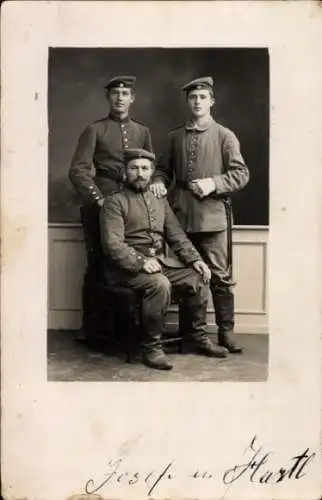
[2, 2, 321, 500]
[47, 47, 269, 381]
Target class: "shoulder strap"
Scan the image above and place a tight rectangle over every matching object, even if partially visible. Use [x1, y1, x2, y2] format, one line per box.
[93, 116, 109, 124]
[131, 117, 146, 126]
[170, 123, 184, 131]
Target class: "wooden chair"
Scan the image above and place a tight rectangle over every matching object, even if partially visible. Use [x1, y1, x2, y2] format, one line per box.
[80, 205, 183, 363]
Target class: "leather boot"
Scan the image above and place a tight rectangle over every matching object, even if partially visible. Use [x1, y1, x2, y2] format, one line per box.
[213, 291, 243, 353]
[142, 346, 173, 371]
[187, 334, 228, 358]
[141, 324, 173, 370]
[180, 301, 228, 358]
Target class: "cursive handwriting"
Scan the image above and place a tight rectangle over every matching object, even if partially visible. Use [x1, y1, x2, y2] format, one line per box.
[223, 435, 316, 485]
[85, 458, 175, 497]
[83, 436, 316, 497]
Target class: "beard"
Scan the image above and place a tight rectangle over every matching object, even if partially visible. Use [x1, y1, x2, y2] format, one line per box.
[127, 179, 150, 192]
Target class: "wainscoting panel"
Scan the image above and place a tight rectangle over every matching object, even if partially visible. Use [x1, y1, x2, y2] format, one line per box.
[48, 224, 269, 334]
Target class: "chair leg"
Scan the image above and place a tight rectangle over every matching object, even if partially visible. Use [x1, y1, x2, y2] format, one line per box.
[115, 304, 137, 364]
[178, 300, 185, 354]
[127, 309, 138, 364]
[126, 348, 131, 364]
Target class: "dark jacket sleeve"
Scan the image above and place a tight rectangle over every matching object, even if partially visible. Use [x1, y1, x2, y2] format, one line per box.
[214, 130, 250, 195]
[143, 127, 154, 153]
[153, 133, 174, 187]
[69, 124, 104, 205]
[100, 195, 146, 273]
[163, 201, 202, 265]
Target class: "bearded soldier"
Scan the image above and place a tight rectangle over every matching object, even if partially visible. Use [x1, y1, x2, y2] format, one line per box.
[100, 148, 228, 370]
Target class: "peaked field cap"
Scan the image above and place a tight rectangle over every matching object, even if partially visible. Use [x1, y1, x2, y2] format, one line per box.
[104, 75, 136, 90]
[124, 148, 156, 162]
[182, 76, 214, 92]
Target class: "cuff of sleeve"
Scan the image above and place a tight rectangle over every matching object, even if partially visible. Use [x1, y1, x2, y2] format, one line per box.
[186, 255, 202, 266]
[128, 250, 146, 273]
[135, 253, 146, 271]
[213, 176, 224, 194]
[88, 185, 104, 204]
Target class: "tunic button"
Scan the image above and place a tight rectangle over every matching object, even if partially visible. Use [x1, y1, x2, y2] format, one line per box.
[124, 145, 128, 149]
[121, 124, 125, 128]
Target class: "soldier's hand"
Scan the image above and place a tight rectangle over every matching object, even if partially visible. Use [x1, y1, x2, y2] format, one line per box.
[142, 258, 162, 274]
[192, 260, 211, 283]
[97, 198, 105, 207]
[190, 178, 216, 198]
[150, 182, 167, 198]
[188, 180, 204, 199]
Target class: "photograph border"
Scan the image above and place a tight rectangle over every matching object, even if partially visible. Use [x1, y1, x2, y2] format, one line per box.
[1, 2, 321, 499]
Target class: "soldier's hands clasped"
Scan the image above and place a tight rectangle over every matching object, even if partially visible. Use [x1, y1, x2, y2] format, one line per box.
[150, 182, 167, 198]
[189, 178, 216, 199]
[142, 258, 162, 274]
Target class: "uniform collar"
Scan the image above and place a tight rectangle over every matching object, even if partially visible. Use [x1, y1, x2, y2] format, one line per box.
[108, 112, 131, 124]
[124, 183, 152, 194]
[185, 115, 214, 132]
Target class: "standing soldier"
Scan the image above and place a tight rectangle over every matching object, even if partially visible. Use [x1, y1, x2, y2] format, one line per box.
[69, 75, 153, 339]
[151, 76, 250, 353]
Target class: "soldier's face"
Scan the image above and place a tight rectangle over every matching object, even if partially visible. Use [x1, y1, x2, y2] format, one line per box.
[125, 158, 154, 191]
[187, 89, 214, 118]
[108, 87, 134, 116]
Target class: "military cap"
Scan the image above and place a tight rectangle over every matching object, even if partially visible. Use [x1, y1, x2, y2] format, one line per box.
[104, 75, 136, 90]
[182, 76, 214, 92]
[124, 148, 156, 163]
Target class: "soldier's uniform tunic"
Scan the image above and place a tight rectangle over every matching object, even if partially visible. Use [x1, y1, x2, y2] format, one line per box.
[100, 187, 210, 350]
[69, 114, 153, 203]
[154, 115, 250, 341]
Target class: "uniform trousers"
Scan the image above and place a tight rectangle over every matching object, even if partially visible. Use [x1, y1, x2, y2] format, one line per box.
[80, 204, 106, 335]
[187, 231, 235, 334]
[106, 264, 209, 350]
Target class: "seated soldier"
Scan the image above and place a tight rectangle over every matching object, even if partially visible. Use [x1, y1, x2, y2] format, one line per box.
[100, 148, 228, 371]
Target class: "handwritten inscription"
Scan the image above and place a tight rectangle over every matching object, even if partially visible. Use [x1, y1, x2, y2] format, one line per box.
[223, 435, 316, 484]
[85, 459, 175, 496]
[84, 435, 316, 497]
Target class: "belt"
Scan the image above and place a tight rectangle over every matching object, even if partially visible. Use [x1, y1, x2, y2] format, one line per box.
[134, 245, 164, 258]
[176, 180, 192, 191]
[96, 168, 124, 183]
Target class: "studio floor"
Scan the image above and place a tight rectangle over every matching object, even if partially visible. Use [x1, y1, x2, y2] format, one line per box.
[47, 330, 269, 382]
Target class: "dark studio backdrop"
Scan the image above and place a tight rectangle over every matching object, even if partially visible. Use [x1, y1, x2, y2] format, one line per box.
[48, 47, 269, 225]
